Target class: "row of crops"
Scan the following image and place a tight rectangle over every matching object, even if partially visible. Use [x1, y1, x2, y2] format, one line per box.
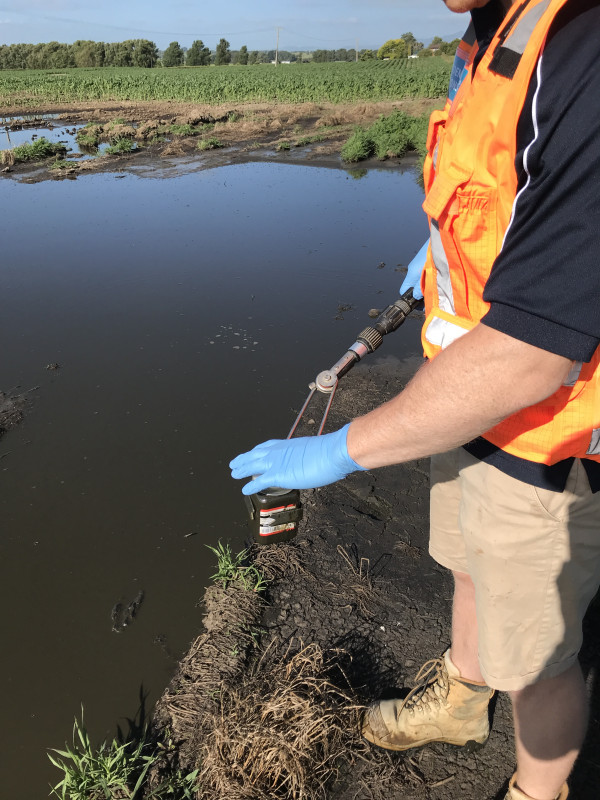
[0, 60, 451, 107]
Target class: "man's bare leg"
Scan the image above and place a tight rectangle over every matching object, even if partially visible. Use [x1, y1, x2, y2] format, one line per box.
[449, 570, 485, 682]
[448, 571, 587, 799]
[510, 662, 587, 800]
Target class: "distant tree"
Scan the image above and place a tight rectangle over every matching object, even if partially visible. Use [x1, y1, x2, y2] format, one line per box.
[312, 49, 334, 63]
[247, 50, 259, 65]
[105, 40, 135, 66]
[25, 43, 43, 69]
[237, 45, 249, 65]
[162, 41, 184, 67]
[132, 39, 158, 67]
[359, 49, 376, 61]
[215, 38, 231, 65]
[40, 41, 74, 68]
[72, 40, 105, 67]
[400, 32, 424, 54]
[276, 50, 295, 62]
[429, 36, 445, 51]
[377, 38, 408, 59]
[186, 39, 211, 66]
[439, 38, 461, 56]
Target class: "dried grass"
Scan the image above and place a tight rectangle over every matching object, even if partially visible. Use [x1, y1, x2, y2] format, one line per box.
[151, 540, 423, 800]
[194, 642, 359, 800]
[156, 582, 264, 745]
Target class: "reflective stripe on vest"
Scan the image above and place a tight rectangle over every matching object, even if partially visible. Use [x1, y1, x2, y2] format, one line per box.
[489, 0, 553, 78]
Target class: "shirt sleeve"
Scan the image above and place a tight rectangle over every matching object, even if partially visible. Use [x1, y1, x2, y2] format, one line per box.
[481, 0, 600, 363]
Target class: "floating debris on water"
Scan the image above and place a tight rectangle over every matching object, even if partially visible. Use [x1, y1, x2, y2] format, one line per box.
[111, 589, 145, 633]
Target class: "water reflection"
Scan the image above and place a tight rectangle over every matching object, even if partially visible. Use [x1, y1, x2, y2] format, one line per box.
[0, 161, 428, 799]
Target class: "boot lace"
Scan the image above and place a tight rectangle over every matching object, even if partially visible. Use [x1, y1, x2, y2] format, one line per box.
[398, 658, 449, 716]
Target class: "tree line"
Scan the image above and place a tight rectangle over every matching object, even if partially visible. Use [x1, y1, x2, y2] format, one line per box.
[0, 33, 460, 71]
[0, 39, 160, 69]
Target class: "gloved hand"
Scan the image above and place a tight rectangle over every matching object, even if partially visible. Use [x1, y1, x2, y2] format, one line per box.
[399, 239, 429, 300]
[229, 422, 366, 495]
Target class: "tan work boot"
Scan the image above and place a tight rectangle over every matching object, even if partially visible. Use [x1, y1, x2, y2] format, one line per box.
[505, 773, 568, 800]
[361, 650, 494, 751]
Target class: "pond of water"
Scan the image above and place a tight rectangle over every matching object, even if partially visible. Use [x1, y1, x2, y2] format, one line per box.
[0, 159, 428, 799]
[1, 122, 83, 152]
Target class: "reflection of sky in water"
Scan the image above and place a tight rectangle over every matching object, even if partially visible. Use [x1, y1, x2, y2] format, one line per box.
[1, 122, 139, 158]
[0, 161, 428, 800]
[0, 123, 83, 150]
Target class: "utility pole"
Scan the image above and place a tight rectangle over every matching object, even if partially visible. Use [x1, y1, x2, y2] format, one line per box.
[355, 39, 359, 61]
[275, 26, 281, 66]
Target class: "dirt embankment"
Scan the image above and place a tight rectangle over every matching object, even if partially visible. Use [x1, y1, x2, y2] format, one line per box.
[149, 361, 600, 800]
[1, 98, 440, 179]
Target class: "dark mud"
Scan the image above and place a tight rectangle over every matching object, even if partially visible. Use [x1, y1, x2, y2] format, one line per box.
[153, 361, 600, 800]
[0, 387, 33, 439]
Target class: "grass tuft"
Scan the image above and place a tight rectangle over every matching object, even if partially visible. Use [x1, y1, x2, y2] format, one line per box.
[207, 542, 267, 593]
[341, 110, 429, 163]
[105, 138, 136, 155]
[169, 123, 199, 137]
[48, 158, 74, 171]
[75, 125, 101, 147]
[48, 711, 154, 800]
[48, 710, 199, 800]
[197, 137, 223, 151]
[2, 137, 67, 164]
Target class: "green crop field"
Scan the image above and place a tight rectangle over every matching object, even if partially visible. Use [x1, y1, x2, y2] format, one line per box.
[0, 60, 451, 108]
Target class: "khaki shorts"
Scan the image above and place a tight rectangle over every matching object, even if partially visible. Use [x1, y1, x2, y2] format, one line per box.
[429, 448, 600, 691]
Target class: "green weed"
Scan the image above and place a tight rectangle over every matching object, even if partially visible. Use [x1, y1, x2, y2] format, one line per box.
[1, 137, 67, 164]
[295, 134, 324, 146]
[340, 128, 372, 162]
[276, 140, 291, 151]
[48, 712, 154, 800]
[76, 125, 101, 147]
[341, 110, 429, 163]
[48, 711, 199, 800]
[105, 137, 135, 155]
[48, 158, 74, 171]
[169, 123, 198, 137]
[207, 542, 268, 592]
[197, 136, 223, 150]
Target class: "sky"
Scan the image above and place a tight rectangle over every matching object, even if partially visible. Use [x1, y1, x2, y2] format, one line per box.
[0, 1, 468, 52]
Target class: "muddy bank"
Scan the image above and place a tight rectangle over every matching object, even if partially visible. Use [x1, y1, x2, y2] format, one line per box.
[152, 360, 600, 799]
[1, 98, 439, 181]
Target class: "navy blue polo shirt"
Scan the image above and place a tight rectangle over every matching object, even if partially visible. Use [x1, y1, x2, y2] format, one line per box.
[462, 0, 600, 491]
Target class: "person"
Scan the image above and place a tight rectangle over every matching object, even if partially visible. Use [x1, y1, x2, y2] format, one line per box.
[230, 1, 600, 798]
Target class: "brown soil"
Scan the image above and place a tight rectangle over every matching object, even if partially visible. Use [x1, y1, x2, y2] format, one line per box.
[152, 360, 600, 799]
[0, 98, 441, 180]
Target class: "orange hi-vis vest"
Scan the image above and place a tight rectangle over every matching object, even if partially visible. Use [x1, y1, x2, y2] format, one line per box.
[421, 0, 600, 466]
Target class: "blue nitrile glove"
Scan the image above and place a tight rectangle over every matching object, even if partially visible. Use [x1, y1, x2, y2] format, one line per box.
[399, 239, 429, 301]
[229, 422, 366, 495]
